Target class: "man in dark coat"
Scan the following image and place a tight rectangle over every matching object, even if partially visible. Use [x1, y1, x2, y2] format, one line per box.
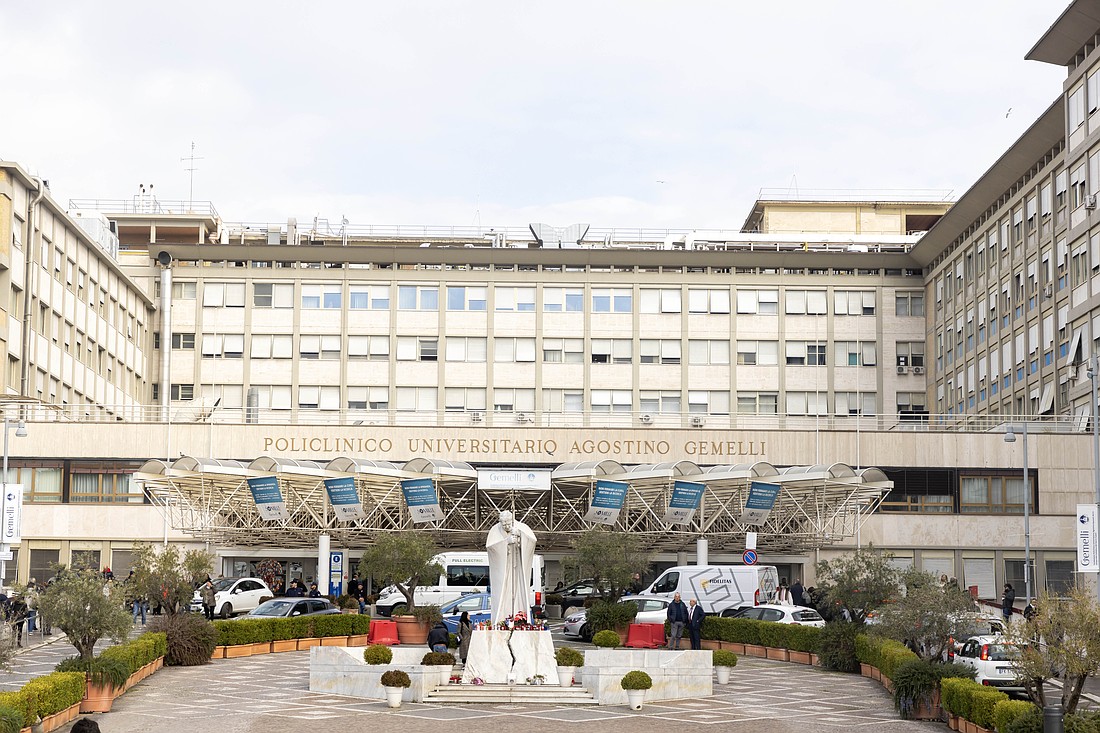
[790, 579, 805, 607]
[666, 592, 689, 650]
[427, 621, 450, 653]
[687, 598, 705, 650]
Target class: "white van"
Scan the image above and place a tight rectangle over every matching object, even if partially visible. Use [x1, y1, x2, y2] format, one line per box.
[374, 551, 545, 616]
[643, 564, 779, 614]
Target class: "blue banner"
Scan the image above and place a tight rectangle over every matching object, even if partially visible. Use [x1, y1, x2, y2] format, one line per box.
[741, 481, 781, 526]
[248, 476, 288, 521]
[401, 477, 445, 523]
[324, 476, 365, 521]
[584, 479, 629, 524]
[664, 480, 705, 525]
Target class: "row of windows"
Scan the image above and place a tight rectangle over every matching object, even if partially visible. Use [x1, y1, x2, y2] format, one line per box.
[6, 464, 144, 504]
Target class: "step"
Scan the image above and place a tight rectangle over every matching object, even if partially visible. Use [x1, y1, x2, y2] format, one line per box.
[423, 684, 599, 705]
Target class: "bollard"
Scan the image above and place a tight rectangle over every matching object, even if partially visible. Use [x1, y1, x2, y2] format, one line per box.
[1043, 704, 1064, 733]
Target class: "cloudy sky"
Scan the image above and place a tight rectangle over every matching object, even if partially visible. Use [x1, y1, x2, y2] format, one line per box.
[1, 2, 1067, 230]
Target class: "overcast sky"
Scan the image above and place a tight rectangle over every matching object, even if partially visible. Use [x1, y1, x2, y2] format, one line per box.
[1, 2, 1068, 231]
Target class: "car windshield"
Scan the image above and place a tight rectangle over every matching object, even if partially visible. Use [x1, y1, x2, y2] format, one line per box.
[212, 578, 237, 592]
[251, 600, 295, 616]
[985, 644, 1019, 661]
[793, 609, 823, 622]
[954, 621, 1002, 640]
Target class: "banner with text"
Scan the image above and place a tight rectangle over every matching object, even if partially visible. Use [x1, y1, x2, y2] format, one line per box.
[1078, 503, 1099, 573]
[584, 480, 629, 525]
[1, 484, 24, 544]
[324, 477, 366, 521]
[402, 478, 445, 523]
[739, 481, 781, 526]
[248, 476, 289, 521]
[664, 480, 705, 525]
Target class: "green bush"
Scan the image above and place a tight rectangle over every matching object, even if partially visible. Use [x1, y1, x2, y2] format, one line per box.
[1004, 708, 1042, 733]
[363, 645, 393, 664]
[412, 605, 443, 625]
[891, 659, 939, 719]
[286, 615, 312, 639]
[620, 670, 653, 690]
[556, 647, 585, 667]
[592, 630, 620, 648]
[350, 615, 372, 634]
[1067, 712, 1100, 733]
[785, 625, 821, 653]
[546, 593, 564, 606]
[17, 672, 85, 719]
[313, 613, 354, 637]
[854, 634, 918, 678]
[816, 622, 860, 673]
[0, 703, 23, 733]
[994, 700, 1039, 733]
[58, 655, 130, 689]
[0, 691, 32, 729]
[148, 615, 216, 666]
[940, 677, 974, 718]
[756, 622, 790, 649]
[422, 651, 456, 666]
[380, 669, 411, 688]
[855, 634, 876, 667]
[586, 599, 638, 633]
[970, 688, 1010, 730]
[712, 649, 739, 667]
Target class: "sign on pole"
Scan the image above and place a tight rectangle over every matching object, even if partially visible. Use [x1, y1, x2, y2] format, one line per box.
[329, 551, 344, 596]
[584, 480, 629, 525]
[663, 480, 705, 525]
[324, 477, 366, 521]
[1, 484, 23, 544]
[1077, 503, 1099, 573]
[402, 478, 445, 523]
[742, 549, 758, 565]
[247, 476, 289, 521]
[739, 482, 780, 526]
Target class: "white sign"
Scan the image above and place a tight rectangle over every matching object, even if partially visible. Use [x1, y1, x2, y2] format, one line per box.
[0, 549, 12, 561]
[1, 484, 23, 545]
[477, 469, 552, 492]
[745, 531, 758, 551]
[1077, 503, 1099, 573]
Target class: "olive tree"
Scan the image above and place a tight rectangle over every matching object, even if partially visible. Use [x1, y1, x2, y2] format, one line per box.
[873, 568, 976, 660]
[35, 567, 131, 660]
[359, 532, 442, 611]
[130, 543, 215, 615]
[814, 545, 901, 624]
[572, 529, 651, 603]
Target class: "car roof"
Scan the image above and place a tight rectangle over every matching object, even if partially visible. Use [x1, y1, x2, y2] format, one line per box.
[966, 635, 1009, 644]
[619, 594, 667, 603]
[752, 604, 796, 611]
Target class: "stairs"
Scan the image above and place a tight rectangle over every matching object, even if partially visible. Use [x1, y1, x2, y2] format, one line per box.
[423, 683, 598, 705]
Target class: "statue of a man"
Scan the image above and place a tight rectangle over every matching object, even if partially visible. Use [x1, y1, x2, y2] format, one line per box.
[486, 510, 537, 624]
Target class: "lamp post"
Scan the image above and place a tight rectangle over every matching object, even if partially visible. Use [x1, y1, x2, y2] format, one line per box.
[0, 418, 28, 589]
[1003, 423, 1031, 606]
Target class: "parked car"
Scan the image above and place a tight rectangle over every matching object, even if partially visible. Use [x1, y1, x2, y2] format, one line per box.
[241, 597, 340, 619]
[439, 592, 492, 632]
[557, 579, 610, 612]
[190, 577, 272, 618]
[562, 594, 671, 641]
[726, 603, 825, 627]
[946, 614, 1007, 660]
[953, 635, 1025, 693]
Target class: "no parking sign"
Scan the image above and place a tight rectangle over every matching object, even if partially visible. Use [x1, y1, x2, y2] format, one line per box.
[330, 551, 344, 596]
[742, 549, 758, 565]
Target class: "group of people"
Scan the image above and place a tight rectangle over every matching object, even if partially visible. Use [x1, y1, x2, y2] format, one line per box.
[1, 578, 52, 647]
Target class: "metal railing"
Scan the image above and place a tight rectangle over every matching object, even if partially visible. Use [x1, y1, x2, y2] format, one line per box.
[68, 198, 219, 218]
[756, 188, 956, 203]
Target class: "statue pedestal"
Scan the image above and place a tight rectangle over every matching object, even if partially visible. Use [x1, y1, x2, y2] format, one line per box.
[461, 630, 558, 684]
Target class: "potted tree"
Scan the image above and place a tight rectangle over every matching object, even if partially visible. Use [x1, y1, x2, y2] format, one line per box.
[620, 670, 653, 710]
[712, 649, 738, 685]
[380, 669, 411, 709]
[56, 655, 130, 713]
[360, 533, 443, 645]
[555, 646, 584, 688]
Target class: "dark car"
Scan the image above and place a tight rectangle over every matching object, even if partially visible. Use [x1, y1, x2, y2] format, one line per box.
[242, 598, 341, 619]
[556, 578, 610, 611]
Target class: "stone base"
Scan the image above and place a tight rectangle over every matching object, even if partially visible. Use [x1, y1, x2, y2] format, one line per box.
[462, 630, 557, 685]
[580, 649, 712, 706]
[308, 646, 452, 702]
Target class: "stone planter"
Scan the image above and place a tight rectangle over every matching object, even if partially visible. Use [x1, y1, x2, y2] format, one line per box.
[860, 663, 872, 677]
[700, 639, 721, 650]
[384, 686, 405, 708]
[715, 666, 731, 684]
[348, 634, 370, 646]
[744, 644, 767, 658]
[788, 650, 812, 665]
[625, 689, 645, 711]
[80, 679, 117, 713]
[546, 604, 562, 620]
[320, 636, 349, 647]
[557, 666, 575, 688]
[394, 616, 428, 645]
[212, 645, 227, 659]
[881, 674, 894, 693]
[297, 637, 321, 650]
[961, 720, 977, 733]
[810, 653, 821, 666]
[725, 642, 746, 655]
[272, 640, 298, 653]
[765, 647, 789, 662]
[225, 644, 253, 658]
[251, 642, 272, 655]
[870, 666, 881, 681]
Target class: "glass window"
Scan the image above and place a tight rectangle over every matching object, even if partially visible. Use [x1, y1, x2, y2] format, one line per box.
[446, 565, 490, 587]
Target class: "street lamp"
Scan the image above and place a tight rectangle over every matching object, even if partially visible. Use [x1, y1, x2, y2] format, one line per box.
[0, 418, 27, 589]
[1003, 423, 1031, 606]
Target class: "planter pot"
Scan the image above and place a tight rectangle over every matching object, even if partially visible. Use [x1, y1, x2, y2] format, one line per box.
[272, 640, 298, 653]
[788, 651, 812, 665]
[881, 675, 894, 693]
[320, 636, 349, 647]
[726, 642, 746, 655]
[860, 663, 872, 678]
[546, 605, 562, 620]
[744, 644, 767, 658]
[348, 634, 370, 646]
[700, 639, 721, 650]
[810, 653, 821, 666]
[625, 689, 645, 711]
[296, 638, 321, 650]
[394, 616, 429, 645]
[341, 609, 357, 614]
[870, 666, 881, 681]
[155, 657, 164, 671]
[765, 647, 789, 662]
[715, 666, 731, 685]
[384, 686, 405, 709]
[212, 646, 227, 659]
[557, 666, 575, 688]
[946, 714, 957, 730]
[80, 680, 117, 713]
[962, 720, 977, 733]
[911, 690, 942, 721]
[41, 712, 62, 733]
[225, 644, 253, 658]
[251, 642, 272, 655]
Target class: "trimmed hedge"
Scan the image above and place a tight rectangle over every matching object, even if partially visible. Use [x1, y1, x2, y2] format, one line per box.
[99, 632, 167, 676]
[215, 614, 371, 646]
[970, 688, 1010, 730]
[994, 700, 1038, 733]
[785, 624, 822, 653]
[0, 671, 86, 728]
[941, 677, 1008, 728]
[854, 634, 918, 679]
[700, 616, 822, 653]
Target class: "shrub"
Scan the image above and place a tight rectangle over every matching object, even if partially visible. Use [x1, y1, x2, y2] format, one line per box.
[1067, 712, 1100, 733]
[0, 692, 32, 730]
[556, 647, 584, 667]
[592, 630, 620, 648]
[18, 672, 85, 719]
[380, 669, 411, 688]
[855, 634, 876, 667]
[336, 594, 359, 610]
[940, 677, 969, 717]
[148, 614, 216, 666]
[756, 622, 790, 650]
[891, 659, 939, 719]
[586, 599, 637, 633]
[816, 622, 860, 673]
[349, 615, 372, 634]
[411, 605, 443, 626]
[546, 594, 564, 606]
[620, 670, 653, 690]
[1004, 708, 1042, 733]
[312, 613, 354, 638]
[448, 633, 459, 649]
[970, 688, 1010, 730]
[56, 655, 129, 689]
[363, 645, 393, 665]
[786, 625, 821, 653]
[0, 703, 23, 733]
[285, 615, 312, 639]
[422, 651, 455, 666]
[994, 700, 1039, 733]
[712, 649, 738, 667]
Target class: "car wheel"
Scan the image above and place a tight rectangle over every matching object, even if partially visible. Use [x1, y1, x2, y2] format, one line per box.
[220, 603, 233, 619]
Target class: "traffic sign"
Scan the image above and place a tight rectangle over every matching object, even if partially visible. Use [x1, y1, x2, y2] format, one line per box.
[742, 549, 758, 565]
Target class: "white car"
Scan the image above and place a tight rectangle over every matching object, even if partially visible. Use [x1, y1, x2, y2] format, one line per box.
[562, 594, 671, 641]
[190, 577, 272, 618]
[730, 603, 825, 627]
[953, 635, 1024, 693]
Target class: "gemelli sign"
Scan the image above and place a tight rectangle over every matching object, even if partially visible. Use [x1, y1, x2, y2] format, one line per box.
[1077, 504, 1099, 574]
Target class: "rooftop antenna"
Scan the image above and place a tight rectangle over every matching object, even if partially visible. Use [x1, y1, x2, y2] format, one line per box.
[180, 141, 203, 212]
[787, 174, 800, 199]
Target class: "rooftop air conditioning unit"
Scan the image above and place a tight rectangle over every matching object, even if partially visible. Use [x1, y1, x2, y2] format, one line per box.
[690, 416, 705, 427]
[470, 412, 484, 422]
[1086, 195, 1098, 210]
[639, 414, 653, 424]
[896, 365, 909, 374]
[912, 366, 925, 375]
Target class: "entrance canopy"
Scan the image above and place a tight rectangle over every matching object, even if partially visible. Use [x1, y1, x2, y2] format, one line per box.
[136, 455, 890, 553]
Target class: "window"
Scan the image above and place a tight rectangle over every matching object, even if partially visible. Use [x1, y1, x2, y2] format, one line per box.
[494, 286, 536, 312]
[299, 335, 341, 360]
[688, 390, 729, 414]
[349, 284, 390, 310]
[736, 289, 778, 315]
[71, 465, 142, 504]
[959, 473, 1033, 513]
[396, 336, 439, 362]
[201, 334, 245, 359]
[170, 384, 194, 401]
[785, 290, 827, 315]
[445, 388, 487, 412]
[834, 341, 877, 366]
[686, 288, 730, 314]
[639, 391, 682, 413]
[395, 386, 437, 412]
[301, 284, 341, 309]
[895, 292, 924, 317]
[591, 288, 632, 313]
[896, 392, 928, 415]
[171, 333, 195, 350]
[397, 285, 439, 310]
[591, 389, 632, 413]
[736, 340, 778, 366]
[347, 335, 389, 361]
[202, 282, 245, 308]
[1056, 169, 1068, 210]
[687, 340, 730, 365]
[494, 337, 536, 363]
[590, 339, 632, 364]
[785, 391, 827, 415]
[1046, 560, 1076, 594]
[834, 290, 876, 315]
[639, 339, 681, 364]
[4, 464, 62, 503]
[171, 281, 196, 299]
[445, 337, 486, 362]
[1069, 84, 1085, 131]
[542, 338, 584, 363]
[347, 386, 389, 410]
[543, 287, 583, 312]
[834, 392, 877, 415]
[493, 388, 535, 412]
[253, 283, 294, 308]
[640, 288, 683, 313]
[543, 389, 584, 412]
[447, 286, 487, 311]
[785, 341, 826, 366]
[251, 385, 293, 410]
[896, 342, 925, 367]
[297, 385, 340, 410]
[737, 392, 778, 414]
[251, 334, 294, 359]
[1071, 163, 1087, 209]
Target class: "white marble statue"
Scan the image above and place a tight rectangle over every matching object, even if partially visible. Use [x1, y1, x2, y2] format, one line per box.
[485, 510, 537, 624]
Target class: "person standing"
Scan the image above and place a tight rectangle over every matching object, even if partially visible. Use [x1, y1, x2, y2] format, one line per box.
[307, 583, 322, 598]
[666, 592, 688, 649]
[687, 599, 705, 650]
[200, 580, 216, 621]
[790, 579, 805, 607]
[24, 580, 37, 634]
[776, 577, 792, 605]
[1002, 584, 1016, 621]
[458, 611, 472, 664]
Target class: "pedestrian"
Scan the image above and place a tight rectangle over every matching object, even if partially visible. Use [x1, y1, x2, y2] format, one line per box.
[71, 718, 101, 732]
[427, 621, 449, 653]
[307, 583, 321, 598]
[666, 592, 688, 649]
[776, 577, 792, 605]
[200, 580, 216, 621]
[357, 593, 367, 615]
[939, 573, 949, 588]
[687, 598, 705, 650]
[286, 580, 304, 598]
[41, 579, 52, 635]
[458, 611, 472, 664]
[8, 595, 27, 647]
[553, 581, 564, 591]
[790, 578, 805, 607]
[24, 580, 37, 634]
[1001, 584, 1016, 621]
